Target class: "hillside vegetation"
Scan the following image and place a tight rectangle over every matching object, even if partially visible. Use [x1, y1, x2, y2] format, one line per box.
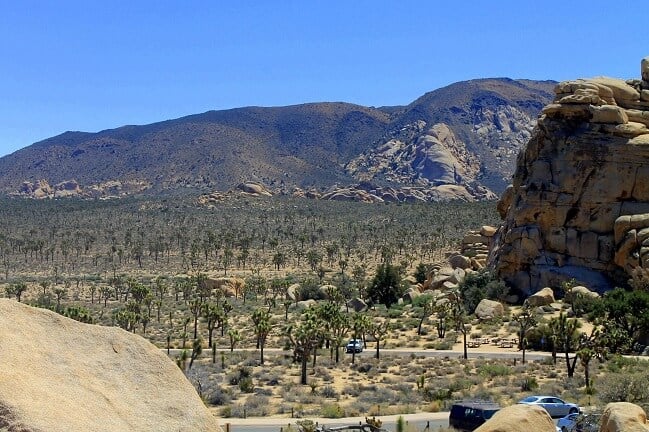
[0, 79, 555, 197]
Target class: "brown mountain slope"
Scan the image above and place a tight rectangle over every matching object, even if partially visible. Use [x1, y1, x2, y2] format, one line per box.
[0, 79, 556, 198]
[348, 78, 556, 193]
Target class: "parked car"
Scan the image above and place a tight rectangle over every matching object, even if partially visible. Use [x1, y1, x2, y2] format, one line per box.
[518, 396, 579, 418]
[556, 413, 600, 432]
[449, 401, 500, 431]
[345, 339, 363, 353]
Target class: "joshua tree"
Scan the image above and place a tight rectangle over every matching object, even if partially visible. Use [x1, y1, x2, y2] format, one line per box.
[227, 327, 241, 352]
[188, 338, 203, 369]
[513, 305, 539, 364]
[203, 302, 223, 348]
[252, 308, 272, 365]
[285, 306, 323, 385]
[368, 319, 389, 360]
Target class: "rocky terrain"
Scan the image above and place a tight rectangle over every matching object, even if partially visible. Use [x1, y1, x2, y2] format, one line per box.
[475, 403, 649, 432]
[490, 57, 649, 295]
[0, 79, 554, 201]
[0, 299, 220, 432]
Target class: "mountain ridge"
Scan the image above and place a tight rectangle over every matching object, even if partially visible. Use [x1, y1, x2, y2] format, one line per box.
[0, 78, 557, 201]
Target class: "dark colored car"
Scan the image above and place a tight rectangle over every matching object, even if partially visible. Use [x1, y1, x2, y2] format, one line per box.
[449, 401, 500, 431]
[345, 339, 363, 353]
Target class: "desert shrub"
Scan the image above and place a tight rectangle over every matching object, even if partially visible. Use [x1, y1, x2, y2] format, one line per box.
[434, 341, 453, 350]
[388, 306, 405, 318]
[314, 367, 334, 382]
[228, 366, 254, 393]
[357, 363, 372, 373]
[298, 279, 326, 301]
[606, 354, 646, 373]
[320, 403, 345, 418]
[244, 394, 271, 416]
[478, 363, 512, 378]
[220, 406, 233, 417]
[458, 269, 509, 312]
[414, 263, 431, 284]
[320, 385, 339, 399]
[597, 370, 649, 404]
[521, 376, 539, 392]
[422, 386, 452, 402]
[254, 387, 273, 396]
[204, 386, 232, 406]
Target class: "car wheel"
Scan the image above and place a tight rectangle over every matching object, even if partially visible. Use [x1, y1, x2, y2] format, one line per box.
[562, 427, 568, 432]
[569, 408, 578, 414]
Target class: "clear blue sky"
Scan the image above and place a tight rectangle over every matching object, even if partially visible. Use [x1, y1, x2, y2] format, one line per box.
[0, 0, 646, 157]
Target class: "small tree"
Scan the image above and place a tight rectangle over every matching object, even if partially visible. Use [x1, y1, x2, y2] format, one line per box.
[7, 282, 27, 302]
[188, 338, 203, 369]
[368, 319, 389, 359]
[449, 289, 470, 359]
[227, 327, 241, 352]
[285, 307, 323, 385]
[513, 306, 539, 364]
[252, 308, 272, 365]
[366, 263, 403, 307]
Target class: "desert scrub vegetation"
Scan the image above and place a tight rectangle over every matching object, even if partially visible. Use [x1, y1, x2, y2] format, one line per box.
[4, 195, 649, 416]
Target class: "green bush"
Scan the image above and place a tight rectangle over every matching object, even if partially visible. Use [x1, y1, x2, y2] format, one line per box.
[521, 376, 538, 391]
[320, 403, 346, 418]
[477, 364, 512, 378]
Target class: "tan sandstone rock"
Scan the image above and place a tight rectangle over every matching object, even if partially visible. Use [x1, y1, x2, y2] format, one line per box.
[525, 287, 556, 307]
[564, 285, 600, 303]
[600, 402, 649, 432]
[489, 58, 649, 295]
[475, 404, 555, 432]
[0, 299, 220, 432]
[474, 299, 504, 320]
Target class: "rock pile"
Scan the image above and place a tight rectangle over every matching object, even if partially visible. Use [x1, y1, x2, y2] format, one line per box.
[0, 299, 220, 432]
[459, 226, 497, 269]
[14, 178, 150, 199]
[490, 57, 649, 295]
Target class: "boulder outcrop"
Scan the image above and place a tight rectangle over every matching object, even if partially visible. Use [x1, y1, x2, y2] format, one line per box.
[475, 404, 555, 432]
[0, 299, 220, 432]
[490, 57, 649, 295]
[601, 402, 649, 432]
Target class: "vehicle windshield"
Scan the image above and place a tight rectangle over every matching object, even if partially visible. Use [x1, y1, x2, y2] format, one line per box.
[520, 397, 538, 403]
[483, 409, 499, 419]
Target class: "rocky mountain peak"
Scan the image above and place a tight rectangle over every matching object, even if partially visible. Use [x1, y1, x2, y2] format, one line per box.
[490, 57, 649, 295]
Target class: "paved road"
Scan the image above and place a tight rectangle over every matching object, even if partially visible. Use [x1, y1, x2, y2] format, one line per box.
[221, 412, 449, 432]
[164, 347, 552, 362]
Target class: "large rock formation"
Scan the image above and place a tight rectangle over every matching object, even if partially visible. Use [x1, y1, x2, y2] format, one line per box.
[0, 299, 220, 432]
[490, 57, 649, 295]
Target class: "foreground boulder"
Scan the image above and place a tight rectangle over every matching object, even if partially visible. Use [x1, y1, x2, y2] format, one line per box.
[490, 57, 649, 295]
[475, 404, 555, 432]
[601, 402, 649, 432]
[0, 299, 220, 432]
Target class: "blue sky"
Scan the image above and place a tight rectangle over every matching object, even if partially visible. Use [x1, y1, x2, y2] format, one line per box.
[0, 0, 646, 157]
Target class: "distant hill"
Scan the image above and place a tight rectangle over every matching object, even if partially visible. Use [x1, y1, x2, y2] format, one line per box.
[0, 78, 556, 200]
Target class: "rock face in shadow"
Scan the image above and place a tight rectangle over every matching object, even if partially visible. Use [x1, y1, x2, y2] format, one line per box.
[0, 299, 221, 432]
[489, 57, 649, 296]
